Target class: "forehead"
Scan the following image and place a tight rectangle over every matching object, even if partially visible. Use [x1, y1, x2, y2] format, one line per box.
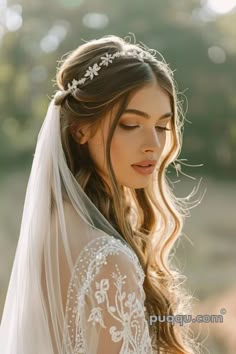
[126, 82, 171, 116]
[100, 82, 172, 135]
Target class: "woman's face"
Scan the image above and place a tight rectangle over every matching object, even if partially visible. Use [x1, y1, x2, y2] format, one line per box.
[79, 81, 173, 190]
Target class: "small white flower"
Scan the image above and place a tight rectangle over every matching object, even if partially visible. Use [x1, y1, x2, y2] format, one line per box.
[67, 78, 79, 92]
[84, 63, 101, 80]
[78, 77, 86, 85]
[100, 53, 113, 66]
[113, 52, 122, 58]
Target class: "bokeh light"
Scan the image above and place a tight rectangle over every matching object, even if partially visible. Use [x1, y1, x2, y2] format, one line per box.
[40, 22, 69, 53]
[191, 7, 216, 22]
[206, 0, 236, 14]
[208, 46, 226, 64]
[6, 6, 23, 32]
[40, 35, 60, 53]
[82, 12, 109, 29]
[1, 4, 23, 32]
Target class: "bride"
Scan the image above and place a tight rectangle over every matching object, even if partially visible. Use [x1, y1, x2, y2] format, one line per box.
[0, 35, 202, 353]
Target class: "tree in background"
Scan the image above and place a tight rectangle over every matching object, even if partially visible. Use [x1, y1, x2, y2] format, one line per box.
[0, 0, 235, 178]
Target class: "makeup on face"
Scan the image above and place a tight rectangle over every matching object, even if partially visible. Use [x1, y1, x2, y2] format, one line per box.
[87, 83, 173, 189]
[118, 109, 173, 132]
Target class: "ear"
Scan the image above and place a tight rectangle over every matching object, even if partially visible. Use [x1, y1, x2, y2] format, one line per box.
[76, 129, 89, 145]
[69, 124, 90, 145]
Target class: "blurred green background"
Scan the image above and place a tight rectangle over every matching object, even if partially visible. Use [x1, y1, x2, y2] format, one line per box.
[0, 0, 235, 352]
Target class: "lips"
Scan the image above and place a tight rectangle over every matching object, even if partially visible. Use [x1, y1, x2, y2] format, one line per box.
[131, 164, 156, 175]
[132, 159, 157, 167]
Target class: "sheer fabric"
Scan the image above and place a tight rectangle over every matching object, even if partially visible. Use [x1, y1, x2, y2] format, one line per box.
[62, 234, 153, 354]
[0, 95, 155, 353]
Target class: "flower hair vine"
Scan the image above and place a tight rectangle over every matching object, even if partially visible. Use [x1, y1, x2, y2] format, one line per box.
[65, 50, 154, 95]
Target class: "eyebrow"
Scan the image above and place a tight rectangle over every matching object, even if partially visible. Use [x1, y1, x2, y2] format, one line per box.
[122, 109, 173, 120]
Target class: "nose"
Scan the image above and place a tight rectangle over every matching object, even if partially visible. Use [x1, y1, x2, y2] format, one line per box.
[141, 130, 161, 153]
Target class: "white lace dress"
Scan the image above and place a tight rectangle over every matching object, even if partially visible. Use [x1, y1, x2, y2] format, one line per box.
[63, 234, 154, 354]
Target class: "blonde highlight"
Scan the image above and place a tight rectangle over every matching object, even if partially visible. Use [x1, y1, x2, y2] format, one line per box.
[54, 35, 203, 354]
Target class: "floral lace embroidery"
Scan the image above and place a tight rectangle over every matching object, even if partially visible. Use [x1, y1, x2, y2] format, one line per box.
[63, 235, 153, 354]
[87, 262, 152, 354]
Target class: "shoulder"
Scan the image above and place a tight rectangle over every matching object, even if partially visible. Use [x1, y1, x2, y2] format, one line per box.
[70, 235, 145, 293]
[64, 235, 152, 354]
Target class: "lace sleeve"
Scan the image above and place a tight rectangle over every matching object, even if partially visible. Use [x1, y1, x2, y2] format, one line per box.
[63, 235, 153, 354]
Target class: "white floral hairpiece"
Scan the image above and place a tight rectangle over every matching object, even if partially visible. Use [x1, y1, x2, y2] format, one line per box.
[66, 50, 154, 94]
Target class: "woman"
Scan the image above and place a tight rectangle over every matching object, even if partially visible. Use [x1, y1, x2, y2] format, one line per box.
[0, 35, 202, 353]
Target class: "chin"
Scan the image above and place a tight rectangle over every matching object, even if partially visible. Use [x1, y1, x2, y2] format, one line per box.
[123, 181, 150, 189]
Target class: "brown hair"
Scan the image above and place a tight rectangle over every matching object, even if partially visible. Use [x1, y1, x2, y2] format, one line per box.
[54, 35, 203, 353]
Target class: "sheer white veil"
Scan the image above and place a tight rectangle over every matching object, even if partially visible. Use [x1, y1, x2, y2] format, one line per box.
[0, 92, 126, 353]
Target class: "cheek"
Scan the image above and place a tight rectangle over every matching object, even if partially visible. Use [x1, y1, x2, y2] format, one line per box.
[110, 133, 131, 163]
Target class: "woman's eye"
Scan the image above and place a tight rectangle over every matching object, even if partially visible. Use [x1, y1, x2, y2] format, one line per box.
[156, 126, 171, 132]
[119, 123, 171, 132]
[119, 124, 138, 130]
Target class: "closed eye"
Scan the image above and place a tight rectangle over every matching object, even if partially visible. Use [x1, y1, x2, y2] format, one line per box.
[119, 124, 171, 132]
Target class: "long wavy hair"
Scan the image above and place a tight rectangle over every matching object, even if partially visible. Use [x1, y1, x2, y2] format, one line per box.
[54, 35, 203, 354]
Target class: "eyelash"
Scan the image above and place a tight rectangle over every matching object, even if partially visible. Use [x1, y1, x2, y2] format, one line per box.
[119, 124, 171, 132]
